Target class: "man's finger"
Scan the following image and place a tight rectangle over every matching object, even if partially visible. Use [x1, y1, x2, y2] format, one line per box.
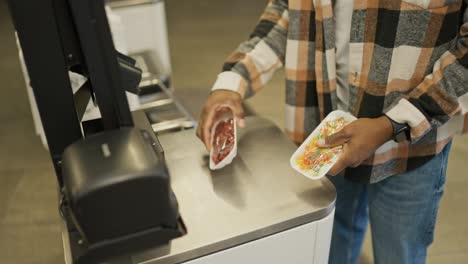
[232, 102, 246, 128]
[328, 146, 352, 176]
[196, 122, 202, 140]
[328, 156, 348, 176]
[351, 160, 362, 168]
[202, 107, 217, 152]
[203, 102, 245, 152]
[218, 101, 245, 128]
[317, 127, 351, 148]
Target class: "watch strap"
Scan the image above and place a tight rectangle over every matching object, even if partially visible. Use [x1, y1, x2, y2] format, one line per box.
[384, 115, 411, 143]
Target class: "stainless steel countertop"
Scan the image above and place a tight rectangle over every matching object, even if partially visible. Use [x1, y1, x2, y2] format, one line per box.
[63, 117, 336, 264]
[132, 117, 335, 263]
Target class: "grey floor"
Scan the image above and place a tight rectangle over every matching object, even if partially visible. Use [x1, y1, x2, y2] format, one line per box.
[0, 0, 467, 263]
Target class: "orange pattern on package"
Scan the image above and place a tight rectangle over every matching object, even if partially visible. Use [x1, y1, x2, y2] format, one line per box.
[295, 117, 349, 176]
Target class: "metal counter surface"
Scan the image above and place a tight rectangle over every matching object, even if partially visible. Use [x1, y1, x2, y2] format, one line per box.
[62, 117, 336, 264]
[131, 117, 336, 264]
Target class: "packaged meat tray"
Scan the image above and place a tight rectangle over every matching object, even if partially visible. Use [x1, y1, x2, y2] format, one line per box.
[209, 109, 237, 170]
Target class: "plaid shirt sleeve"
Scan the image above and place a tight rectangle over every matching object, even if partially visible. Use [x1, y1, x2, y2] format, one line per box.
[211, 0, 288, 98]
[386, 1, 468, 141]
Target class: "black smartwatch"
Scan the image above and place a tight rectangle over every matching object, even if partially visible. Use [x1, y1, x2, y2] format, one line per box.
[385, 115, 411, 143]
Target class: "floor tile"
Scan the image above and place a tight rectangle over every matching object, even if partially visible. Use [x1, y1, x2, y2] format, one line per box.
[0, 118, 52, 171]
[0, 169, 24, 222]
[427, 252, 468, 264]
[1, 166, 60, 226]
[0, 223, 64, 264]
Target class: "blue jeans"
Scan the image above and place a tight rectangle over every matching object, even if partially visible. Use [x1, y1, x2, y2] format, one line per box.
[328, 142, 451, 264]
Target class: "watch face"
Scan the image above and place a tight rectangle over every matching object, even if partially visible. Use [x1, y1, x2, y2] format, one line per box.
[394, 125, 411, 142]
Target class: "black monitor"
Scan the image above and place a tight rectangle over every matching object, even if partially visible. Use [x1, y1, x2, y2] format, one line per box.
[8, 0, 139, 186]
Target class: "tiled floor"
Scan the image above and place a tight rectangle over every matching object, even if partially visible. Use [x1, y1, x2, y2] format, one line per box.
[0, 0, 466, 263]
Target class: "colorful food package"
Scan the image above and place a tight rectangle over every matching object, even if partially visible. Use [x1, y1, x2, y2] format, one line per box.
[209, 109, 237, 170]
[290, 110, 357, 179]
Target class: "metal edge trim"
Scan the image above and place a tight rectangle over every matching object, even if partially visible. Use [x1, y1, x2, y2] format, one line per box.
[106, 0, 164, 9]
[62, 225, 73, 264]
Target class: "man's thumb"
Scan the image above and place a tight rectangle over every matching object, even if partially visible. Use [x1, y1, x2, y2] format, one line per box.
[317, 129, 350, 147]
[231, 104, 245, 128]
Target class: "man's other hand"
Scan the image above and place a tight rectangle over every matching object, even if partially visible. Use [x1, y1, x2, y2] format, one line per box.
[317, 116, 394, 176]
[196, 90, 245, 151]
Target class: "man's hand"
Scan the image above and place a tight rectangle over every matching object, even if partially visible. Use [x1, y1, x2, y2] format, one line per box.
[317, 116, 394, 176]
[196, 90, 245, 151]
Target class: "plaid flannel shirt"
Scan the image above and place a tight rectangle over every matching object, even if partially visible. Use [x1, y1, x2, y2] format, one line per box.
[212, 0, 468, 183]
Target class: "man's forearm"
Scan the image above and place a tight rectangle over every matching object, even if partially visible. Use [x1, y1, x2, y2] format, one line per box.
[212, 0, 288, 99]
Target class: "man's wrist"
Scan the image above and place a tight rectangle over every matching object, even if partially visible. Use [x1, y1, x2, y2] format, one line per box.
[382, 114, 411, 143]
[377, 116, 395, 143]
[211, 71, 246, 97]
[209, 89, 244, 102]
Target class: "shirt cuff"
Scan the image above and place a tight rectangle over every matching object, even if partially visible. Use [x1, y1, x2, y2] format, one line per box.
[385, 98, 431, 140]
[211, 71, 248, 98]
